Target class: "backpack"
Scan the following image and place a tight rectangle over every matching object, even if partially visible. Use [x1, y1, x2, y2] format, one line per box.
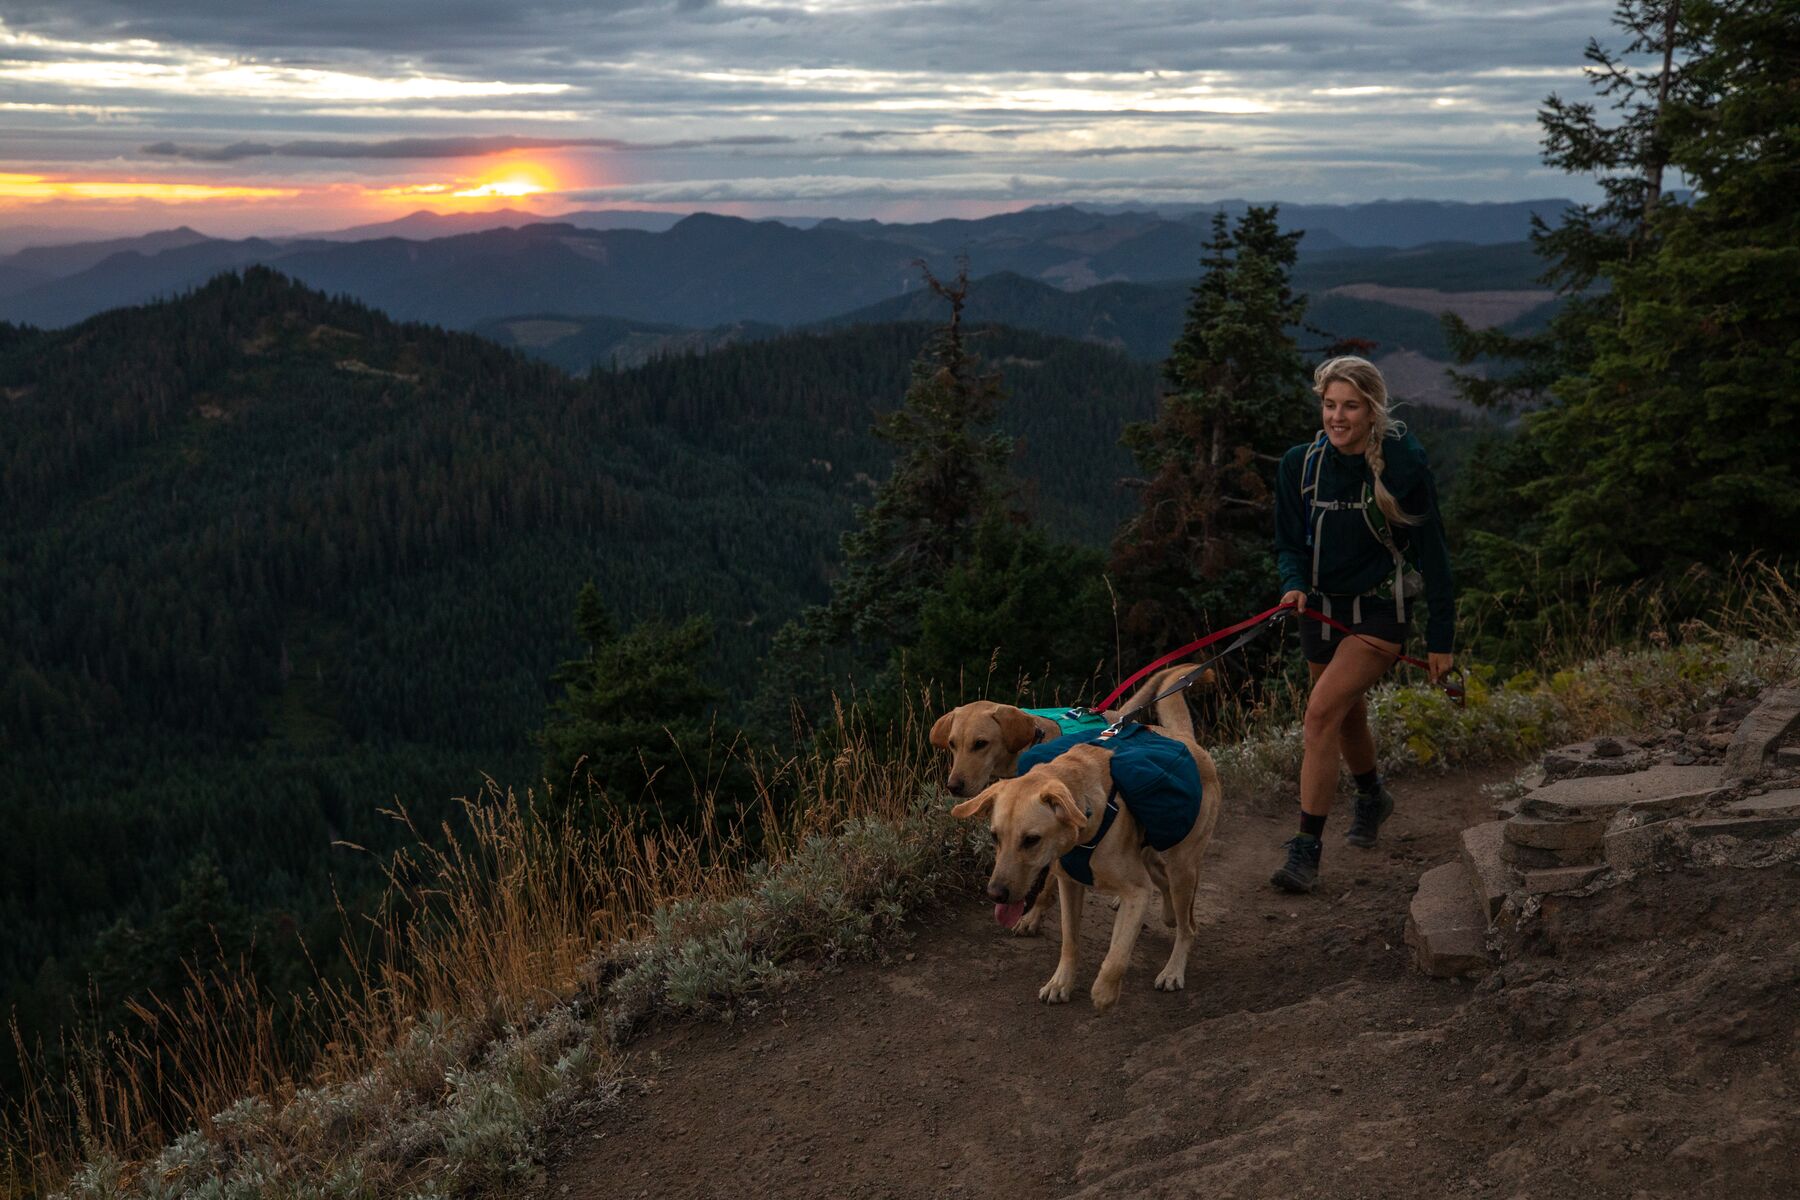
[1298, 430, 1419, 633]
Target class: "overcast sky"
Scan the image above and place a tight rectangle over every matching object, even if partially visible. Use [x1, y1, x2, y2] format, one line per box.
[0, 0, 1623, 235]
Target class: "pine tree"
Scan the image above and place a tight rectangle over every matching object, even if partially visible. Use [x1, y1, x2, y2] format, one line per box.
[1446, 0, 1799, 583]
[1108, 206, 1313, 659]
[536, 583, 739, 826]
[804, 262, 1015, 651]
[1527, 0, 1800, 577]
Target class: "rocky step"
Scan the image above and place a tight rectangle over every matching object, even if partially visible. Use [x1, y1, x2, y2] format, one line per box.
[1459, 820, 1512, 921]
[1404, 861, 1491, 979]
[1521, 864, 1606, 894]
[1723, 788, 1800, 818]
[1722, 687, 1800, 782]
[1521, 762, 1724, 821]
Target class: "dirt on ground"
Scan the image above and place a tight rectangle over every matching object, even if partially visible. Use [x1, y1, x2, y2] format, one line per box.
[542, 765, 1800, 1200]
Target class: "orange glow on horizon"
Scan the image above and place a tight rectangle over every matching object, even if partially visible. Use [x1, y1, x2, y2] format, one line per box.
[366, 158, 566, 210]
[0, 172, 297, 202]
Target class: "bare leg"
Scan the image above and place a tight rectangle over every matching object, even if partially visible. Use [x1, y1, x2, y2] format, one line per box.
[1039, 874, 1084, 1003]
[1300, 638, 1399, 818]
[1091, 885, 1152, 1011]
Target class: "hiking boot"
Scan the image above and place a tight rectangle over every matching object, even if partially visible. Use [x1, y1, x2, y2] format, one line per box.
[1270, 834, 1322, 893]
[1344, 783, 1395, 848]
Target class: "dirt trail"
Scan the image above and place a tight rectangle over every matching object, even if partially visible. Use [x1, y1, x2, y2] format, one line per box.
[544, 764, 1800, 1199]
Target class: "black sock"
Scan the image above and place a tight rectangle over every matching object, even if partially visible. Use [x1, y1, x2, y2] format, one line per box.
[1300, 812, 1327, 839]
[1353, 769, 1381, 794]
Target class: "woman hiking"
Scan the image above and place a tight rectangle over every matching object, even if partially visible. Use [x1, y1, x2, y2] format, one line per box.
[1269, 355, 1455, 893]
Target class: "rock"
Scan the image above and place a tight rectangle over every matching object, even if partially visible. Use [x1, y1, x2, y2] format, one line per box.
[1500, 838, 1600, 869]
[1776, 746, 1800, 767]
[1687, 814, 1800, 840]
[1724, 788, 1800, 818]
[1405, 862, 1490, 978]
[1722, 688, 1800, 782]
[1541, 739, 1649, 782]
[1522, 763, 1724, 820]
[1459, 821, 1513, 921]
[1521, 864, 1606, 895]
[1503, 815, 1606, 852]
[1604, 822, 1673, 872]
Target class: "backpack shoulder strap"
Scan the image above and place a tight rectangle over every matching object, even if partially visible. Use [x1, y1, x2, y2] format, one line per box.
[1299, 430, 1328, 507]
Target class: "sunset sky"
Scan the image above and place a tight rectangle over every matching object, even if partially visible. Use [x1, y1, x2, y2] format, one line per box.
[0, 0, 1622, 238]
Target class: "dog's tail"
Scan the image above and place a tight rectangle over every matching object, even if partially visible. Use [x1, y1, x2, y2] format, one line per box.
[1111, 663, 1213, 741]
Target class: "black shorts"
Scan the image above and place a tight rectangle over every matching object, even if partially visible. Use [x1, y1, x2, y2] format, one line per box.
[1300, 593, 1412, 665]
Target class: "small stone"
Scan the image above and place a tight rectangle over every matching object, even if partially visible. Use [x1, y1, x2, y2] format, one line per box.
[1329, 1083, 1343, 1094]
[1673, 753, 1697, 766]
[1593, 736, 1627, 758]
[904, 952, 916, 962]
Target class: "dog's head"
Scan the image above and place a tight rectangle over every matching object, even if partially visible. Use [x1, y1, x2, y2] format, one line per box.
[950, 754, 1098, 928]
[928, 702, 1041, 798]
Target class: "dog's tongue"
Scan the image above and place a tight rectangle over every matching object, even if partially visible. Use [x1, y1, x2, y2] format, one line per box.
[995, 899, 1027, 929]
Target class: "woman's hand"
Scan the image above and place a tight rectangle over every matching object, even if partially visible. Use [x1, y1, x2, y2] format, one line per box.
[1280, 589, 1307, 616]
[1428, 652, 1453, 684]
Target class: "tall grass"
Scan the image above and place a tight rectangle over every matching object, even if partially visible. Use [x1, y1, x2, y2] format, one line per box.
[3, 699, 957, 1199]
[6, 562, 1796, 1198]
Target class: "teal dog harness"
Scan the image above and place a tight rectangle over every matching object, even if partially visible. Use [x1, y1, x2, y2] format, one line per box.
[1015, 723, 1203, 886]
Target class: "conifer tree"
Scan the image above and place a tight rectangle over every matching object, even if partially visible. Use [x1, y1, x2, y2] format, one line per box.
[804, 262, 1015, 651]
[536, 582, 738, 825]
[1109, 206, 1313, 659]
[1447, 0, 1799, 582]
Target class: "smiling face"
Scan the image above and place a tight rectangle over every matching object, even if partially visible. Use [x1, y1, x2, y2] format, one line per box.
[1320, 379, 1375, 455]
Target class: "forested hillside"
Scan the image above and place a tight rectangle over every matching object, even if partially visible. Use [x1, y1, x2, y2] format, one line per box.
[0, 268, 1163, 1081]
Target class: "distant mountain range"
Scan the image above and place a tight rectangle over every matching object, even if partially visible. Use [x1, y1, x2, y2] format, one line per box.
[0, 200, 1571, 332]
[475, 243, 1560, 408]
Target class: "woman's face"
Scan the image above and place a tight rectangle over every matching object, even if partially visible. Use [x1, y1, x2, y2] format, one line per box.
[1320, 380, 1375, 454]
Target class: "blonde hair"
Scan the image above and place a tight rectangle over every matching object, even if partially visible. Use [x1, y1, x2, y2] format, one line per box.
[1312, 355, 1421, 527]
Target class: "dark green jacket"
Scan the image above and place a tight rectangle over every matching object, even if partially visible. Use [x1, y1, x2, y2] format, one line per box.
[1274, 431, 1456, 654]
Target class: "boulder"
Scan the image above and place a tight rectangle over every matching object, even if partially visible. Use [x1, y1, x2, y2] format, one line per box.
[1721, 688, 1800, 782]
[1405, 861, 1490, 978]
[1459, 821, 1513, 921]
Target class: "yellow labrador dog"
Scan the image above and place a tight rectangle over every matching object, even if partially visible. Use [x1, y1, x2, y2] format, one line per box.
[949, 715, 1222, 1012]
[931, 667, 1207, 937]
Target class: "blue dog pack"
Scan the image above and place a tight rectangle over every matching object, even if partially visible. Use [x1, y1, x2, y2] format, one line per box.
[1014, 723, 1203, 886]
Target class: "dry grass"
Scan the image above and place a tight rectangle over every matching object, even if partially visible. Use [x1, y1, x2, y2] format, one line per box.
[3, 699, 953, 1199]
[6, 563, 1796, 1198]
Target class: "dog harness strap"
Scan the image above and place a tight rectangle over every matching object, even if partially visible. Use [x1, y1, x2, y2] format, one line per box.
[1077, 786, 1121, 852]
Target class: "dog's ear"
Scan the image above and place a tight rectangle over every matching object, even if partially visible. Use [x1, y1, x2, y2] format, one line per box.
[950, 782, 1000, 820]
[1038, 779, 1086, 830]
[929, 709, 957, 750]
[995, 705, 1039, 754]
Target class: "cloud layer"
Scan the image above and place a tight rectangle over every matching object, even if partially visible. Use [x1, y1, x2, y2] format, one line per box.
[0, 1, 1623, 227]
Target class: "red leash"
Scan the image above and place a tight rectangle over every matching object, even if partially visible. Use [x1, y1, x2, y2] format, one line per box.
[1092, 603, 1464, 714]
[1091, 604, 1288, 712]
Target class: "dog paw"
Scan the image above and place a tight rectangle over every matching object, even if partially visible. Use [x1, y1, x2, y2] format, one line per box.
[1090, 977, 1122, 1011]
[1154, 966, 1186, 992]
[1012, 907, 1044, 937]
[1039, 974, 1074, 1004]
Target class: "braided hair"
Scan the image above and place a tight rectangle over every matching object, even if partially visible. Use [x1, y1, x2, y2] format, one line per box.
[1312, 355, 1422, 528]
